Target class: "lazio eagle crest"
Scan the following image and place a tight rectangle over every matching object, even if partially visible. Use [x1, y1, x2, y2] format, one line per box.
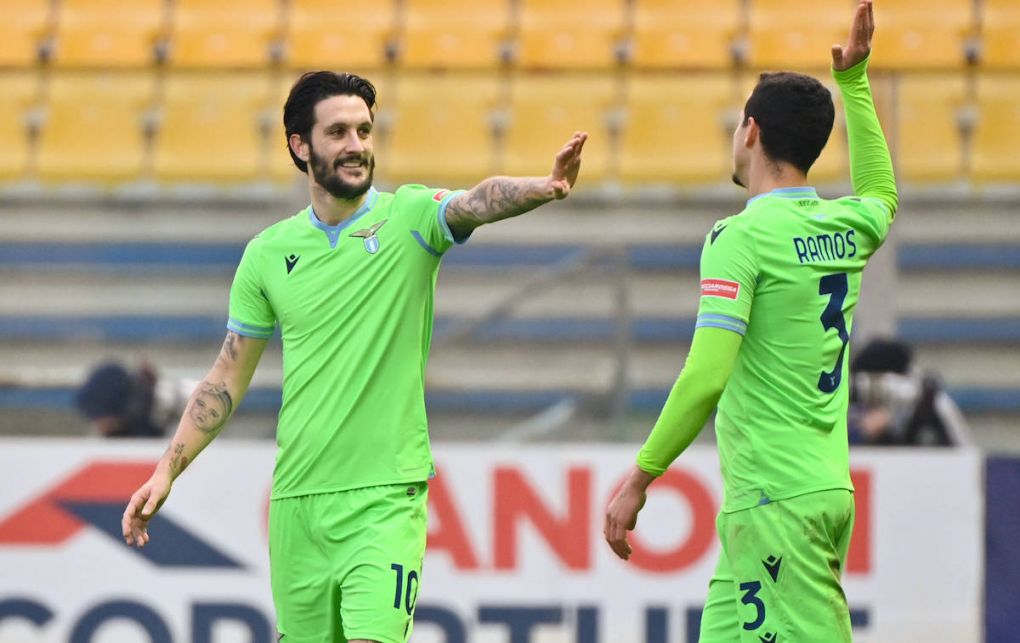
[350, 219, 387, 254]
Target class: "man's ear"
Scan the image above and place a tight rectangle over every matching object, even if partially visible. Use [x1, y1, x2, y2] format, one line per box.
[744, 117, 760, 149]
[289, 133, 309, 163]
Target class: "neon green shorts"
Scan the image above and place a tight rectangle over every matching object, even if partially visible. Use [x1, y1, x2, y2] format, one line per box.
[268, 481, 429, 643]
[699, 489, 855, 643]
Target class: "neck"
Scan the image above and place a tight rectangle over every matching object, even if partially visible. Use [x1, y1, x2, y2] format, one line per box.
[309, 183, 370, 226]
[745, 155, 809, 200]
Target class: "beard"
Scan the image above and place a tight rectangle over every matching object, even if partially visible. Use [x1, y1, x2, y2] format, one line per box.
[309, 144, 375, 200]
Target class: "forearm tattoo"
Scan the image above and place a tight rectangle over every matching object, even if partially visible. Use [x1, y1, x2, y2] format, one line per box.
[215, 331, 240, 369]
[166, 442, 190, 477]
[446, 177, 551, 227]
[188, 381, 234, 435]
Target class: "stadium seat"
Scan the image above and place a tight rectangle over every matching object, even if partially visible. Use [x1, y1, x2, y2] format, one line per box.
[870, 0, 973, 70]
[50, 0, 164, 68]
[0, 0, 50, 67]
[630, 0, 741, 69]
[154, 74, 272, 183]
[980, 0, 1020, 70]
[502, 74, 615, 183]
[0, 73, 39, 180]
[285, 0, 396, 70]
[399, 0, 511, 70]
[619, 74, 738, 184]
[167, 0, 280, 68]
[515, 0, 625, 70]
[385, 74, 501, 185]
[972, 75, 1020, 182]
[894, 75, 966, 183]
[747, 0, 855, 70]
[37, 72, 156, 182]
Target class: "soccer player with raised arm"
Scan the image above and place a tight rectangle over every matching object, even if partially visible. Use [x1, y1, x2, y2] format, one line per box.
[604, 2, 895, 641]
[121, 71, 587, 643]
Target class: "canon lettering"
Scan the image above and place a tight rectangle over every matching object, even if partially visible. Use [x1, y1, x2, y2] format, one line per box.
[792, 229, 857, 264]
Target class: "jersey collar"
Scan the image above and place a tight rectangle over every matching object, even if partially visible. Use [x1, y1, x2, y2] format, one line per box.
[308, 187, 379, 249]
[746, 186, 818, 206]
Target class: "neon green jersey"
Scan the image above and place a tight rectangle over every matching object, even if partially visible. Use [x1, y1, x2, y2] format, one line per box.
[697, 187, 892, 511]
[228, 185, 464, 499]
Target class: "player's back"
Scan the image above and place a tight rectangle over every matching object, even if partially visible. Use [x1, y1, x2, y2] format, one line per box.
[698, 186, 892, 511]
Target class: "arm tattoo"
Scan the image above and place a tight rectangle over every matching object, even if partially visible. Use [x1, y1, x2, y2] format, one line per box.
[167, 442, 190, 477]
[188, 381, 234, 435]
[445, 177, 552, 229]
[223, 332, 238, 361]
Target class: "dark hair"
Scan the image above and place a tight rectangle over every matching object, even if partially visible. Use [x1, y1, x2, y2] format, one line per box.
[742, 72, 835, 175]
[283, 71, 377, 173]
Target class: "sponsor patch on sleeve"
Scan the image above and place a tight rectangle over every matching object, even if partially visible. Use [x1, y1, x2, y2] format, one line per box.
[700, 278, 741, 300]
[432, 189, 449, 202]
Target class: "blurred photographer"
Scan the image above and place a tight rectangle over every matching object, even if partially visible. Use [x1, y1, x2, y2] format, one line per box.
[849, 338, 971, 446]
[74, 361, 190, 438]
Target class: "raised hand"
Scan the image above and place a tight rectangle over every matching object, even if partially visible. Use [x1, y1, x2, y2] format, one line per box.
[832, 0, 874, 71]
[549, 131, 588, 199]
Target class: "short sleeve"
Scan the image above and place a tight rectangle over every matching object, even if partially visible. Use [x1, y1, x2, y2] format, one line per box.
[394, 184, 468, 256]
[227, 239, 276, 339]
[695, 219, 758, 337]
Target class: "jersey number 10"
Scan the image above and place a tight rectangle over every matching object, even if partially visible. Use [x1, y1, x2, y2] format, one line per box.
[818, 272, 850, 393]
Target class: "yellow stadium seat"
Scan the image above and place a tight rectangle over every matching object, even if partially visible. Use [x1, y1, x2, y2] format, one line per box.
[502, 75, 614, 183]
[972, 75, 1020, 182]
[516, 0, 625, 70]
[894, 75, 966, 183]
[154, 74, 271, 183]
[630, 0, 741, 69]
[620, 74, 739, 184]
[747, 0, 855, 70]
[51, 0, 164, 68]
[0, 73, 40, 180]
[738, 72, 849, 183]
[385, 74, 501, 185]
[37, 72, 156, 182]
[267, 72, 392, 184]
[870, 0, 973, 70]
[0, 0, 50, 67]
[168, 0, 280, 68]
[981, 0, 1020, 70]
[285, 0, 395, 70]
[399, 0, 510, 70]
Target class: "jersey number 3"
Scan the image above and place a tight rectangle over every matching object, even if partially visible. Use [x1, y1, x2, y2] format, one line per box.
[818, 272, 850, 393]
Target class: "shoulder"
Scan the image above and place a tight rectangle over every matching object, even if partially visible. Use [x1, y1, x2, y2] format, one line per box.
[244, 210, 305, 253]
[393, 184, 455, 206]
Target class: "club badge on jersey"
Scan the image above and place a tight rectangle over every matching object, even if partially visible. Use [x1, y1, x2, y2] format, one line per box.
[350, 220, 388, 255]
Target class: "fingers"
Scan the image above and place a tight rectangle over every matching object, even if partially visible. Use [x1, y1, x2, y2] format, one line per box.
[604, 514, 633, 560]
[831, 44, 844, 67]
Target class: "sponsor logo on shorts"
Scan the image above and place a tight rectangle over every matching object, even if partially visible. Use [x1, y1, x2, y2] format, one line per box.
[407, 486, 417, 497]
[701, 279, 741, 300]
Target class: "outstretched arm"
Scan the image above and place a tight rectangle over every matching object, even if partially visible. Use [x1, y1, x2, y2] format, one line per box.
[832, 0, 898, 218]
[444, 132, 587, 239]
[122, 331, 267, 546]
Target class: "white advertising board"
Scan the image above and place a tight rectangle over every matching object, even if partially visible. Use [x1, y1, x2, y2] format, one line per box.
[0, 441, 981, 642]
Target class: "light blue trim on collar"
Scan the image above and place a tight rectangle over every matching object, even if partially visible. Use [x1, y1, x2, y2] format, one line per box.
[746, 186, 818, 206]
[308, 187, 379, 249]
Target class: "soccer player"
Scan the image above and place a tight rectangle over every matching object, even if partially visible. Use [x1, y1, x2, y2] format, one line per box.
[121, 71, 587, 643]
[603, 1, 895, 641]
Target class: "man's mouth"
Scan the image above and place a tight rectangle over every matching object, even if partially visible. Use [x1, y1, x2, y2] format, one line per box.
[337, 159, 366, 170]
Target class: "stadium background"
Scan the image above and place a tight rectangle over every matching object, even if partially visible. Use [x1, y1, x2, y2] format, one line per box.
[0, 0, 1017, 641]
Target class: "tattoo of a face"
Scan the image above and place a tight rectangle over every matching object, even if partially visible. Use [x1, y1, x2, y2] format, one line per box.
[189, 381, 234, 434]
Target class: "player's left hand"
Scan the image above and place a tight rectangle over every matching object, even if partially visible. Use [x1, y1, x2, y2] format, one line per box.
[832, 0, 874, 71]
[549, 131, 588, 200]
[603, 467, 651, 560]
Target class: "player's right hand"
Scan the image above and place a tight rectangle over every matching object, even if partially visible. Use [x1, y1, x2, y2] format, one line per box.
[122, 472, 173, 547]
[832, 0, 874, 71]
[603, 469, 650, 561]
